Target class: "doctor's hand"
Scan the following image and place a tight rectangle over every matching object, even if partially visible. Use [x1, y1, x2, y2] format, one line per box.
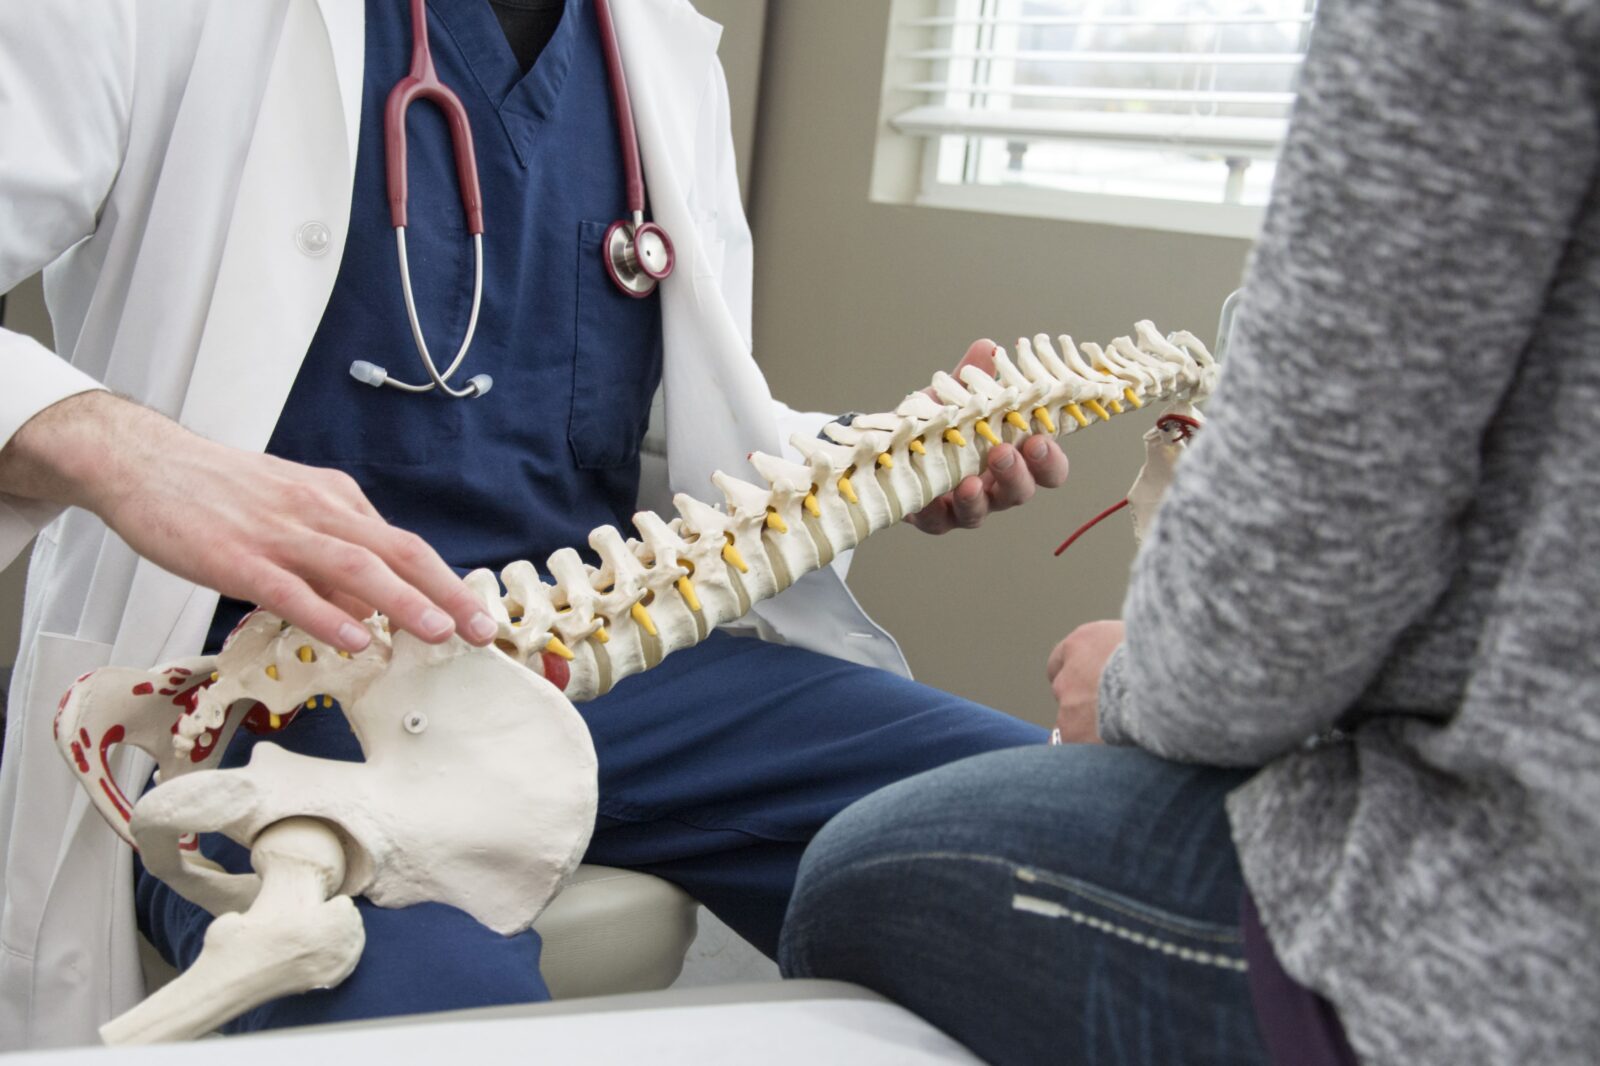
[1046, 620, 1124, 744]
[0, 391, 498, 654]
[904, 339, 1070, 535]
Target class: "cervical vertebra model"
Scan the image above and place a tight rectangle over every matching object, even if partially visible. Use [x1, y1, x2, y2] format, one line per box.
[53, 322, 1213, 1043]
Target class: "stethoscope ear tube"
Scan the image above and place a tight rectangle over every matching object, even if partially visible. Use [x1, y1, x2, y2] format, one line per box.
[346, 228, 489, 398]
[367, 0, 669, 398]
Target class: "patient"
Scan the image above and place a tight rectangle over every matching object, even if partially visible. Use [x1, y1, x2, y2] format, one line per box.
[778, 1, 1600, 1063]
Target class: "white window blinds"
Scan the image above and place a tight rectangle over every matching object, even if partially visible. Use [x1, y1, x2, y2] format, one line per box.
[884, 0, 1317, 225]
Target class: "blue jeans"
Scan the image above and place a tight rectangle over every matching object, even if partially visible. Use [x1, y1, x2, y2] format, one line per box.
[778, 745, 1271, 1066]
[137, 633, 1043, 1032]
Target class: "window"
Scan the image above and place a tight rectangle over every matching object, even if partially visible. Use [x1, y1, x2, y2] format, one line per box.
[874, 0, 1317, 238]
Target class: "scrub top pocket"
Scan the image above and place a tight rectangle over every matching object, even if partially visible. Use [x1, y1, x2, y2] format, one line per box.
[569, 220, 665, 470]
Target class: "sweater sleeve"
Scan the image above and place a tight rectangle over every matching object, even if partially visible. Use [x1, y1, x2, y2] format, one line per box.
[1098, 0, 1598, 765]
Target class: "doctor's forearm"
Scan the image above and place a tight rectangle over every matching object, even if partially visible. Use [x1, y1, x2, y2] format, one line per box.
[0, 390, 499, 655]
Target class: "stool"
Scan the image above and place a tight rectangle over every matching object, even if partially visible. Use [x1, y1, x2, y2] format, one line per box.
[138, 865, 698, 1003]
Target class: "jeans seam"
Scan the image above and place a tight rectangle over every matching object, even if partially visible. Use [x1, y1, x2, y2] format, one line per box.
[1011, 893, 1248, 973]
[835, 850, 1242, 946]
[1015, 865, 1243, 944]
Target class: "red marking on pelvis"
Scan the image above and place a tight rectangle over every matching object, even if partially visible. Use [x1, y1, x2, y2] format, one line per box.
[99, 779, 131, 821]
[541, 651, 571, 692]
[132, 682, 155, 696]
[97, 724, 132, 821]
[70, 742, 89, 773]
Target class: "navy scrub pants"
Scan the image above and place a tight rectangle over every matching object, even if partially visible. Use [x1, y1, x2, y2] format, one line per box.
[136, 631, 1044, 1032]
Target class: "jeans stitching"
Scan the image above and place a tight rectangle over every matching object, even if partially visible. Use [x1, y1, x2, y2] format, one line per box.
[1015, 865, 1243, 944]
[1011, 893, 1248, 972]
[835, 850, 1242, 946]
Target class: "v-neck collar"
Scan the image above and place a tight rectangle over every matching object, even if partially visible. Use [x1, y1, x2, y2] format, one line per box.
[427, 0, 580, 166]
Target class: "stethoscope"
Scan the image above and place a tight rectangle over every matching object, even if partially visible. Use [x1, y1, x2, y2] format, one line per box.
[349, 0, 675, 400]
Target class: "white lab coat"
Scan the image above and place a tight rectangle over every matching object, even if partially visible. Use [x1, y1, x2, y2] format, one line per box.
[0, 0, 908, 1049]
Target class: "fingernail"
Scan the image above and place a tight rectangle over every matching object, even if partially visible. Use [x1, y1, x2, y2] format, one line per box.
[992, 449, 1016, 471]
[338, 622, 371, 652]
[468, 612, 498, 643]
[1027, 438, 1049, 461]
[420, 608, 453, 638]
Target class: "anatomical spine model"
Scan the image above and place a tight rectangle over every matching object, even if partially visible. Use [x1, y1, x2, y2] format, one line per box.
[54, 322, 1214, 1043]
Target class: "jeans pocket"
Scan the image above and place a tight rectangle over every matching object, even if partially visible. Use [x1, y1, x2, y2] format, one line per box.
[568, 221, 664, 470]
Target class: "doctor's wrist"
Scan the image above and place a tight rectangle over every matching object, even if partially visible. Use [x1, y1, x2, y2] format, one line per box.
[0, 390, 175, 518]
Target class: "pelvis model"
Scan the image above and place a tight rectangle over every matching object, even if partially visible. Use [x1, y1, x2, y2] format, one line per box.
[54, 323, 1216, 1043]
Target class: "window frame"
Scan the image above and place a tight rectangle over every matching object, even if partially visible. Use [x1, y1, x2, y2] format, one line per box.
[871, 0, 1312, 240]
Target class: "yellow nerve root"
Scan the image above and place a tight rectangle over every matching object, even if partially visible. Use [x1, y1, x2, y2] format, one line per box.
[975, 419, 1001, 447]
[1066, 404, 1090, 429]
[838, 474, 859, 505]
[677, 576, 702, 613]
[722, 537, 750, 573]
[1004, 411, 1031, 433]
[803, 493, 822, 518]
[1032, 407, 1057, 434]
[877, 452, 895, 469]
[545, 637, 576, 661]
[631, 602, 659, 637]
[1123, 388, 1144, 409]
[593, 626, 610, 644]
[1085, 399, 1112, 422]
[943, 428, 968, 448]
[765, 510, 789, 534]
[908, 439, 927, 456]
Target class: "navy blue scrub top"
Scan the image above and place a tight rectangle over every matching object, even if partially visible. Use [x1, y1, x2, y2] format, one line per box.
[208, 0, 662, 650]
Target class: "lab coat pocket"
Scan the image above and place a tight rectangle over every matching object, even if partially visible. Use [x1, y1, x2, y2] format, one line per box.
[569, 221, 665, 470]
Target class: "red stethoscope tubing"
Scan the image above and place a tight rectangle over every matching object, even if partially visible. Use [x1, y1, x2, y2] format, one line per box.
[383, 0, 647, 238]
[371, 0, 671, 397]
[592, 0, 644, 218]
[386, 0, 484, 235]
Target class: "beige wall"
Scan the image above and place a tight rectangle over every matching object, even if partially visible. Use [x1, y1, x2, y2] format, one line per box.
[746, 0, 1251, 727]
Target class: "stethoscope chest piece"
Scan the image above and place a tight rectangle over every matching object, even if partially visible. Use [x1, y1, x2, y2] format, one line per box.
[604, 219, 675, 298]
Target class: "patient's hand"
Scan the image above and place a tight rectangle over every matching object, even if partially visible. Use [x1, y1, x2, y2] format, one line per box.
[904, 340, 1070, 534]
[1047, 620, 1124, 743]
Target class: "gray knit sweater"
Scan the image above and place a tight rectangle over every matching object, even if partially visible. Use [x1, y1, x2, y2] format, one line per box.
[1096, 2, 1600, 1063]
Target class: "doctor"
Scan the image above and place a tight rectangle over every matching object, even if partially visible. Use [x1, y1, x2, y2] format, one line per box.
[0, 0, 1066, 1047]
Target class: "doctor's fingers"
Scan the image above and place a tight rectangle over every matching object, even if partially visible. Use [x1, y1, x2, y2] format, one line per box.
[230, 558, 375, 654]
[288, 519, 499, 648]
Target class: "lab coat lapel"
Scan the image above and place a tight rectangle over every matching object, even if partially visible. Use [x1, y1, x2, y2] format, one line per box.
[609, 0, 785, 498]
[112, 0, 363, 672]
